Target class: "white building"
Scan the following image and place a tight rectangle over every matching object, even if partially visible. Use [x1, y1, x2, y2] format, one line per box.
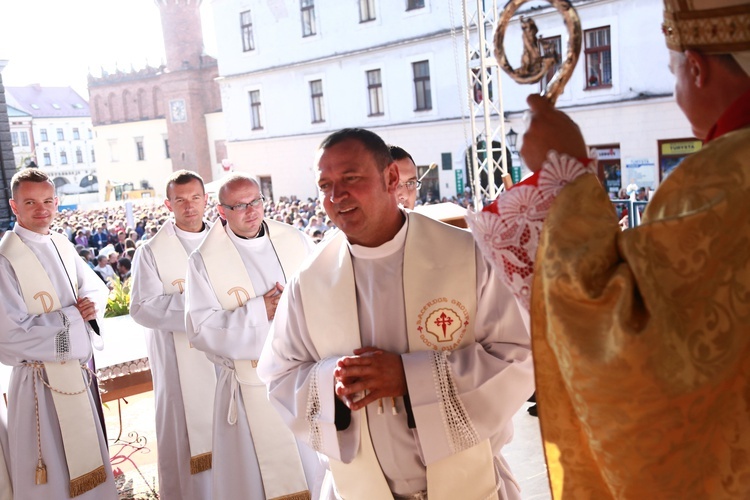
[5, 85, 98, 206]
[211, 0, 694, 202]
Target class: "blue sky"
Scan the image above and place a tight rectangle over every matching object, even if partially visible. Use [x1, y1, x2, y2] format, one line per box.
[0, 0, 215, 97]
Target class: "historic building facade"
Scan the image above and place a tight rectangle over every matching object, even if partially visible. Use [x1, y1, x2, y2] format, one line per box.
[210, 0, 693, 202]
[3, 84, 98, 206]
[88, 0, 224, 200]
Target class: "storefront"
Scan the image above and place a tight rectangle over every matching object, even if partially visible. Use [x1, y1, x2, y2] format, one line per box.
[658, 138, 702, 181]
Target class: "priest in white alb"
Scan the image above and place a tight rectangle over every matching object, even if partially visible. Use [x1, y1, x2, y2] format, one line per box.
[0, 169, 116, 499]
[185, 173, 322, 500]
[0, 378, 12, 500]
[258, 128, 534, 500]
[130, 170, 215, 500]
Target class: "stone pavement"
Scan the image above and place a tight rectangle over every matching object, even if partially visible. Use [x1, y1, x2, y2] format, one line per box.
[106, 392, 551, 499]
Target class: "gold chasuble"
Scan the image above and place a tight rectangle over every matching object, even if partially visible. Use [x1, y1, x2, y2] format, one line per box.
[532, 127, 750, 498]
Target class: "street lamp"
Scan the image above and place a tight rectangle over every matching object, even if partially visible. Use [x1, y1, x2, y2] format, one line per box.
[505, 128, 521, 184]
[506, 128, 518, 153]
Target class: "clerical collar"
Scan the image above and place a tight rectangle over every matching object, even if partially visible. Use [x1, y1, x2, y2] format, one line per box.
[13, 223, 52, 243]
[349, 212, 408, 260]
[231, 222, 265, 240]
[705, 87, 750, 142]
[173, 220, 208, 240]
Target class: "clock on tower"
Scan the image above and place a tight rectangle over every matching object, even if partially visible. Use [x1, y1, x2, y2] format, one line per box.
[169, 99, 187, 123]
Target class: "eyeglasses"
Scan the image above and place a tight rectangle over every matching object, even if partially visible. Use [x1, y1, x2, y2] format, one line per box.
[221, 195, 265, 211]
[397, 180, 422, 192]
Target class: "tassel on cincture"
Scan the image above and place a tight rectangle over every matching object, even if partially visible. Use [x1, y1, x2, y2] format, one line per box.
[36, 459, 47, 485]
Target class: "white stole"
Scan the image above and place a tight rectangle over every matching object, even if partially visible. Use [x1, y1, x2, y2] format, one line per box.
[299, 213, 497, 500]
[0, 231, 106, 497]
[198, 219, 310, 500]
[147, 221, 216, 474]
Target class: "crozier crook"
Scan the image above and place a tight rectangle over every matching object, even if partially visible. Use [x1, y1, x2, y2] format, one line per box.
[495, 0, 582, 104]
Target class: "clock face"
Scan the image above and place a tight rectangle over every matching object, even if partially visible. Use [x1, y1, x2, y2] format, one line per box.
[170, 99, 187, 123]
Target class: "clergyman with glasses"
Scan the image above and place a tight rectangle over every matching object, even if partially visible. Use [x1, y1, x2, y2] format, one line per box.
[184, 173, 322, 499]
[389, 145, 421, 209]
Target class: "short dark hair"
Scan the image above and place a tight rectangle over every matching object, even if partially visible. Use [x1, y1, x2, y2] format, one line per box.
[166, 170, 205, 199]
[388, 145, 415, 165]
[10, 168, 54, 198]
[319, 128, 393, 172]
[117, 257, 132, 271]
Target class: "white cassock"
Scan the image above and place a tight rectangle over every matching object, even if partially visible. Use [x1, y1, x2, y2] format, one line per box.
[258, 220, 534, 499]
[185, 224, 323, 500]
[0, 224, 116, 500]
[0, 377, 12, 500]
[130, 221, 212, 500]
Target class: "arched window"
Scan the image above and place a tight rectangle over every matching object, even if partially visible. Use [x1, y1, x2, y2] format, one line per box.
[122, 90, 131, 121]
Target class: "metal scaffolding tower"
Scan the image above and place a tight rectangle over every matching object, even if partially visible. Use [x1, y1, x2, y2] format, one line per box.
[463, 0, 511, 210]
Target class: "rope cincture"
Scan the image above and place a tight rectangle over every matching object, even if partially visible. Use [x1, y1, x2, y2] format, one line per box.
[28, 360, 99, 486]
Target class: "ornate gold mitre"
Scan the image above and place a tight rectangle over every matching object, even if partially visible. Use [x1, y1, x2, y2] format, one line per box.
[662, 0, 750, 53]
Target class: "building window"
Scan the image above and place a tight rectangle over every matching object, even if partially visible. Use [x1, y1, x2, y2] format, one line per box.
[248, 90, 263, 130]
[57, 128, 64, 141]
[20, 131, 29, 147]
[366, 70, 384, 116]
[360, 0, 375, 22]
[73, 128, 80, 140]
[91, 149, 96, 163]
[407, 0, 425, 10]
[60, 151, 68, 165]
[11, 132, 18, 146]
[76, 149, 83, 163]
[301, 0, 316, 37]
[241, 10, 255, 52]
[585, 27, 612, 88]
[412, 60, 432, 111]
[310, 79, 325, 123]
[88, 129, 93, 139]
[40, 129, 48, 142]
[164, 138, 170, 159]
[136, 139, 145, 161]
[43, 153, 51, 166]
[539, 36, 562, 92]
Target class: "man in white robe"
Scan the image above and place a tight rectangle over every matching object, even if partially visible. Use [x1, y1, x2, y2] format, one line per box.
[185, 174, 322, 500]
[258, 128, 534, 500]
[130, 170, 213, 499]
[0, 169, 116, 499]
[0, 378, 12, 500]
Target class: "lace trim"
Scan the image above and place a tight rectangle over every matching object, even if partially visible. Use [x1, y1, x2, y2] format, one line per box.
[306, 362, 322, 452]
[55, 311, 71, 362]
[431, 350, 479, 454]
[466, 151, 595, 310]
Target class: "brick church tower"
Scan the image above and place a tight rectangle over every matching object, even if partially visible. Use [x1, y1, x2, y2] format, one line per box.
[156, 0, 214, 182]
[88, 0, 221, 193]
